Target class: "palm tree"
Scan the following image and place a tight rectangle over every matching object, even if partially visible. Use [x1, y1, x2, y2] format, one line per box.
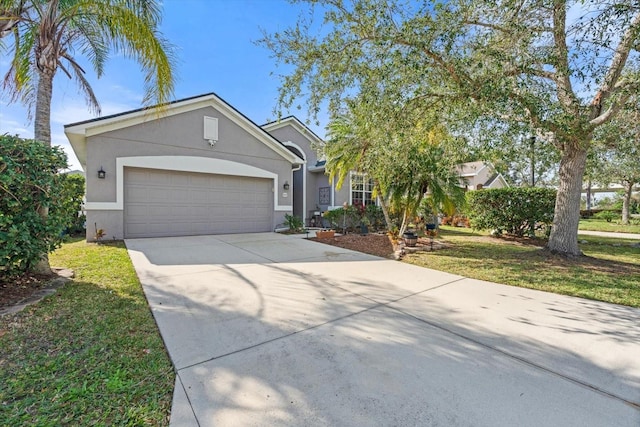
[380, 123, 465, 235]
[325, 97, 466, 235]
[1, 0, 176, 273]
[324, 100, 395, 230]
[1, 0, 176, 145]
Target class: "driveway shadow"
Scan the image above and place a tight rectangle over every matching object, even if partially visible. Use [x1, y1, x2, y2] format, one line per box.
[126, 234, 640, 426]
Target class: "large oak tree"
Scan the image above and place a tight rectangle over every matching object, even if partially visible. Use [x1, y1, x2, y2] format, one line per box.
[262, 0, 640, 256]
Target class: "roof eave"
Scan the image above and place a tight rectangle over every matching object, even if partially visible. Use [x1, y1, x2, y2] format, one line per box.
[262, 116, 325, 146]
[64, 93, 303, 166]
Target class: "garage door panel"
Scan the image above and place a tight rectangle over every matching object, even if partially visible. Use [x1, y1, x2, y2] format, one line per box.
[126, 186, 151, 202]
[255, 192, 271, 204]
[124, 167, 274, 238]
[126, 204, 149, 217]
[127, 169, 149, 183]
[190, 188, 211, 201]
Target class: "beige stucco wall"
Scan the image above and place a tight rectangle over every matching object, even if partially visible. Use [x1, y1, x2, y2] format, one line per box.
[84, 106, 294, 240]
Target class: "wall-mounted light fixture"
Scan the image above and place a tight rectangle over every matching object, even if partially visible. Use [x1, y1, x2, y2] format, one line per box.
[98, 167, 106, 179]
[283, 181, 290, 190]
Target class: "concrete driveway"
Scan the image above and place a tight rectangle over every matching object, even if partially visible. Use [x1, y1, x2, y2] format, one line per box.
[125, 233, 640, 426]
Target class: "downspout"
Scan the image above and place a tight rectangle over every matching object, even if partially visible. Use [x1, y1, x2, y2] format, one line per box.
[331, 175, 335, 207]
[292, 163, 303, 223]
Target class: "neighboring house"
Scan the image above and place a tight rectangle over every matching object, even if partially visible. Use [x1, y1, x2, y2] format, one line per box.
[457, 161, 508, 191]
[65, 93, 304, 240]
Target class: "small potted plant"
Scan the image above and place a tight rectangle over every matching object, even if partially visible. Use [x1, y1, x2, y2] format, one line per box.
[316, 229, 335, 239]
[403, 230, 418, 247]
[360, 216, 370, 235]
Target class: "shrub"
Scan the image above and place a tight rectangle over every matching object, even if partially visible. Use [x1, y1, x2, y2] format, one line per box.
[0, 135, 68, 275]
[284, 213, 304, 232]
[466, 187, 556, 237]
[593, 210, 619, 223]
[55, 173, 86, 235]
[323, 206, 359, 230]
[322, 204, 385, 231]
[365, 205, 385, 230]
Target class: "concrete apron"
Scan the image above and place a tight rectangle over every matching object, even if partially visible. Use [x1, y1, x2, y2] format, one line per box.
[125, 233, 640, 427]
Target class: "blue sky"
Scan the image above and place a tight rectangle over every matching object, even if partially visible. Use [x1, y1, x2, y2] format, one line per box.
[0, 0, 326, 171]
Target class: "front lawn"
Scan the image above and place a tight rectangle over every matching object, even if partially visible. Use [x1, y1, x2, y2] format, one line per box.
[0, 239, 174, 425]
[579, 218, 640, 234]
[404, 226, 640, 308]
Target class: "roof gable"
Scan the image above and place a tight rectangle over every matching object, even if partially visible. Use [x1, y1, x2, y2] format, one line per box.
[457, 161, 489, 177]
[262, 116, 324, 147]
[65, 93, 303, 168]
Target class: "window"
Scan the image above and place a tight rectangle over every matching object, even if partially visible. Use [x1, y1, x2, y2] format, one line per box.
[350, 172, 375, 206]
[319, 186, 331, 204]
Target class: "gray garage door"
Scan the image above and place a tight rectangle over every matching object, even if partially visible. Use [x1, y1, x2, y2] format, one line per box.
[124, 167, 273, 238]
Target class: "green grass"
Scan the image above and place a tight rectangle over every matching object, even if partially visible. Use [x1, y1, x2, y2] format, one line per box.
[0, 239, 174, 426]
[405, 226, 640, 307]
[579, 218, 640, 234]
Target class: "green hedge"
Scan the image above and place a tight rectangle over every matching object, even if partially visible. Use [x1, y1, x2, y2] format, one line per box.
[0, 135, 69, 275]
[466, 187, 556, 237]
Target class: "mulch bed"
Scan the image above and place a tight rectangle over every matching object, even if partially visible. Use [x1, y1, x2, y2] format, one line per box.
[311, 233, 396, 258]
[0, 273, 56, 309]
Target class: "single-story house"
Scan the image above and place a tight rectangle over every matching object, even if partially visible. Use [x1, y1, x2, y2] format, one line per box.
[65, 92, 507, 241]
[65, 93, 310, 240]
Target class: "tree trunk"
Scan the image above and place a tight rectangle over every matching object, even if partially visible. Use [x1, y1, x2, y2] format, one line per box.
[621, 181, 632, 225]
[398, 188, 426, 236]
[374, 182, 393, 232]
[35, 69, 53, 146]
[399, 208, 410, 236]
[31, 69, 55, 275]
[586, 180, 592, 212]
[546, 147, 588, 257]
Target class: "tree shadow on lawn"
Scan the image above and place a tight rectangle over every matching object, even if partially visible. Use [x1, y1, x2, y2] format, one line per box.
[430, 238, 640, 276]
[0, 278, 174, 425]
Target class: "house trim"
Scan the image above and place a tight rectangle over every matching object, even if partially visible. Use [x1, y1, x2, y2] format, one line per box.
[281, 141, 308, 222]
[84, 156, 292, 212]
[262, 116, 324, 148]
[460, 163, 488, 178]
[485, 173, 509, 189]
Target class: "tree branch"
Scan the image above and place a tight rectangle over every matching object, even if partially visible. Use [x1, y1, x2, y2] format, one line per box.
[590, 11, 640, 119]
[393, 36, 472, 87]
[505, 65, 555, 81]
[590, 91, 633, 127]
[462, 19, 511, 33]
[552, 1, 579, 110]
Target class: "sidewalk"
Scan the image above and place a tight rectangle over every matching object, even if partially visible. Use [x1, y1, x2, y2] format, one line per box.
[578, 229, 640, 240]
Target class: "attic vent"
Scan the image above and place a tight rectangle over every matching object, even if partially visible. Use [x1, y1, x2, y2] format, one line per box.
[204, 116, 218, 143]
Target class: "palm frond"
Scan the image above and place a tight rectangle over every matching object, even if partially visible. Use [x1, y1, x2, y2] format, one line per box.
[61, 51, 100, 115]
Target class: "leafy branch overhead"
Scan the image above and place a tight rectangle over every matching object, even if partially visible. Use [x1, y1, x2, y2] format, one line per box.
[262, 0, 640, 256]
